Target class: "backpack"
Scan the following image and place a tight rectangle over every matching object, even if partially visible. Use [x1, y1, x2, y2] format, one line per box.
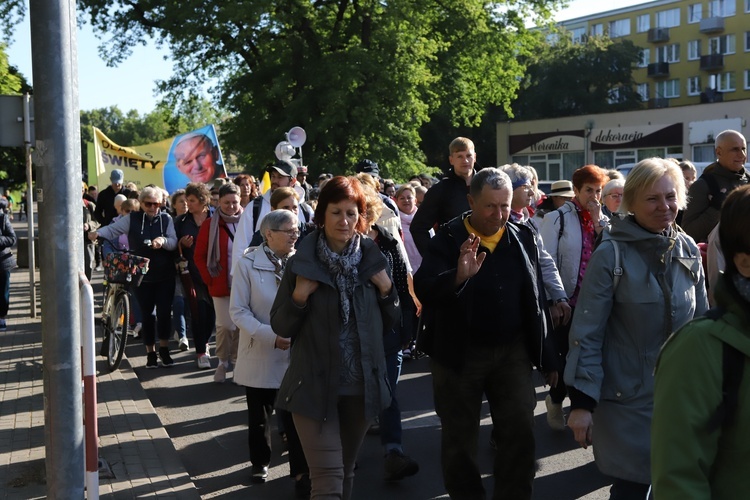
[703, 307, 746, 432]
[252, 196, 264, 232]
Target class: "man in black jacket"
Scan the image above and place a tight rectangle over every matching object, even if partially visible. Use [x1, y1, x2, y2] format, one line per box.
[410, 137, 476, 255]
[94, 169, 132, 226]
[414, 167, 558, 500]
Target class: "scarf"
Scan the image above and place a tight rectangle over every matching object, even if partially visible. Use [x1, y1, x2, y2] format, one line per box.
[207, 207, 243, 277]
[262, 243, 291, 284]
[316, 232, 362, 324]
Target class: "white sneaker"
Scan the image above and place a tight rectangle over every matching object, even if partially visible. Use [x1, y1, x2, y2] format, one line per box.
[545, 395, 566, 431]
[196, 354, 211, 370]
[173, 331, 180, 343]
[179, 337, 189, 351]
[132, 323, 142, 338]
[213, 362, 227, 383]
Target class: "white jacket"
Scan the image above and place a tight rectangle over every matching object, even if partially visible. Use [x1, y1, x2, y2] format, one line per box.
[229, 245, 290, 389]
[538, 200, 607, 298]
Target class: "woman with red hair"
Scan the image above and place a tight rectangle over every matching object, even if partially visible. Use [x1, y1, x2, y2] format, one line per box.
[538, 164, 610, 431]
[271, 176, 400, 499]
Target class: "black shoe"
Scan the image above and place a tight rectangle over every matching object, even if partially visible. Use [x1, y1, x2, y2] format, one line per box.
[384, 449, 419, 481]
[251, 465, 268, 483]
[146, 352, 159, 369]
[294, 474, 311, 498]
[159, 347, 174, 367]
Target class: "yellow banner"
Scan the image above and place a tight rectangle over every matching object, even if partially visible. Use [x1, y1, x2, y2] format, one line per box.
[90, 125, 227, 193]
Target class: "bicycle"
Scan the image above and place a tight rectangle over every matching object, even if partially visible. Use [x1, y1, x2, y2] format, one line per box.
[99, 241, 150, 372]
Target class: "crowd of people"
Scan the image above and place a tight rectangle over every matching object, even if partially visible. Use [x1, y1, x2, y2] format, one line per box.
[77, 129, 749, 499]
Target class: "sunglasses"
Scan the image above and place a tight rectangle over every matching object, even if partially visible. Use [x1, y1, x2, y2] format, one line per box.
[142, 201, 160, 208]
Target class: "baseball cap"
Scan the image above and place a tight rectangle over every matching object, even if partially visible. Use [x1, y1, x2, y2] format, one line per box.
[297, 165, 308, 174]
[549, 180, 575, 198]
[268, 160, 297, 178]
[110, 169, 124, 184]
[355, 159, 379, 177]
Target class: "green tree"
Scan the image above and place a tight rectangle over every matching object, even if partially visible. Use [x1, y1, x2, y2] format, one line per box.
[78, 0, 562, 181]
[512, 34, 644, 120]
[0, 0, 24, 42]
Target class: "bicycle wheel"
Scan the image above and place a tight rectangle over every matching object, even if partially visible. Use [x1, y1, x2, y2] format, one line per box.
[107, 290, 130, 372]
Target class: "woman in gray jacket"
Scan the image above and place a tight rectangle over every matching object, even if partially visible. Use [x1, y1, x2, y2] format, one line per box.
[565, 158, 708, 499]
[271, 176, 400, 500]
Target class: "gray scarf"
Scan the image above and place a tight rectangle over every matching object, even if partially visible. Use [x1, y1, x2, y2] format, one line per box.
[316, 232, 362, 324]
[261, 243, 290, 284]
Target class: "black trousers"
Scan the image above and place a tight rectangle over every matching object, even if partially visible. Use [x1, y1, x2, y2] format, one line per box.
[132, 279, 175, 346]
[549, 306, 575, 404]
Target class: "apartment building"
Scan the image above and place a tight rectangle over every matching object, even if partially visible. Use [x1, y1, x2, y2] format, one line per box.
[496, 0, 750, 178]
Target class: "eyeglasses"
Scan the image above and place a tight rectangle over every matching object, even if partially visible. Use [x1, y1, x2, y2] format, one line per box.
[271, 229, 300, 238]
[142, 201, 160, 208]
[605, 193, 623, 199]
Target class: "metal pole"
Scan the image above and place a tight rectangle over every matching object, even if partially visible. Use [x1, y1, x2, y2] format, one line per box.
[28, 0, 85, 497]
[23, 92, 37, 318]
[79, 272, 99, 499]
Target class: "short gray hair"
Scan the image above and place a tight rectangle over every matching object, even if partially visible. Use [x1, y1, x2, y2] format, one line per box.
[260, 209, 298, 243]
[498, 163, 534, 187]
[470, 167, 512, 198]
[602, 178, 625, 197]
[139, 186, 162, 203]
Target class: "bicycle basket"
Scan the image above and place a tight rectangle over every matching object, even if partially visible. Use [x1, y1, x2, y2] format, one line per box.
[103, 252, 150, 285]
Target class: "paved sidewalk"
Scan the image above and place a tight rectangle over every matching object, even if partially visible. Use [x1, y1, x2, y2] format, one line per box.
[0, 221, 199, 498]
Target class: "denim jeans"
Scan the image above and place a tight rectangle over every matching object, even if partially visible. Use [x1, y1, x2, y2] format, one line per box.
[431, 338, 536, 500]
[0, 269, 10, 317]
[172, 295, 186, 340]
[380, 350, 403, 452]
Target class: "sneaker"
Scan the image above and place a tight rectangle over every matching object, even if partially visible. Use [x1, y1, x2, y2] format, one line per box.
[213, 362, 227, 383]
[95, 265, 104, 272]
[196, 354, 211, 370]
[159, 347, 174, 367]
[0, 318, 6, 331]
[402, 348, 412, 360]
[251, 464, 268, 483]
[179, 337, 189, 351]
[146, 352, 159, 369]
[545, 395, 566, 431]
[132, 323, 142, 339]
[384, 449, 419, 481]
[294, 474, 311, 498]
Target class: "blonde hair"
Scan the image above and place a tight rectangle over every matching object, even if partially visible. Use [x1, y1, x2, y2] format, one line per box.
[449, 137, 475, 155]
[622, 158, 687, 213]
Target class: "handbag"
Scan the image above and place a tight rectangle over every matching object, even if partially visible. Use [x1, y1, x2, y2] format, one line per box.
[103, 251, 150, 286]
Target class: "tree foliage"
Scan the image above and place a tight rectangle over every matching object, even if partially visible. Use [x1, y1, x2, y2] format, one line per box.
[0, 0, 24, 42]
[78, 0, 562, 180]
[512, 34, 644, 120]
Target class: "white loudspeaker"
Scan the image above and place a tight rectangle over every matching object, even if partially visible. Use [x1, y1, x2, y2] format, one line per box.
[287, 127, 307, 148]
[275, 141, 295, 161]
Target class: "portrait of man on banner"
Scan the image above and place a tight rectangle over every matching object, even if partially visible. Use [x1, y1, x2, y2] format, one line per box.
[163, 125, 227, 192]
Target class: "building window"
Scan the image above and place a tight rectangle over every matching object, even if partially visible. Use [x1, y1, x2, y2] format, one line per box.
[656, 8, 680, 27]
[687, 76, 702, 96]
[688, 4, 703, 23]
[709, 34, 736, 55]
[656, 43, 680, 63]
[745, 70, 750, 89]
[747, 0, 750, 13]
[656, 79, 680, 98]
[693, 145, 715, 162]
[637, 14, 650, 33]
[570, 27, 586, 44]
[709, 0, 736, 17]
[713, 72, 736, 91]
[639, 48, 650, 68]
[609, 19, 630, 38]
[745, 31, 750, 51]
[637, 83, 649, 101]
[591, 23, 603, 37]
[688, 40, 701, 60]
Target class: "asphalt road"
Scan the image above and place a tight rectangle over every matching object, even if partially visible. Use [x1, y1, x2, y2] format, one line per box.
[117, 332, 614, 500]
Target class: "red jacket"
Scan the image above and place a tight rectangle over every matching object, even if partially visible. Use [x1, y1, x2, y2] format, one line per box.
[194, 217, 232, 297]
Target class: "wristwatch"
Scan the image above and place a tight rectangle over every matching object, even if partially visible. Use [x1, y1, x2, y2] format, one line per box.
[599, 219, 608, 228]
[554, 297, 568, 304]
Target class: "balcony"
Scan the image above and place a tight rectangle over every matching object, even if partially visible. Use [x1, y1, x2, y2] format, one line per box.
[700, 88, 724, 103]
[647, 27, 670, 43]
[648, 97, 670, 109]
[647, 62, 670, 78]
[700, 54, 724, 71]
[700, 17, 725, 34]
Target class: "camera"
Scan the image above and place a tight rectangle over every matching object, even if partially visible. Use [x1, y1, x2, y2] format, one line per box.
[143, 239, 153, 247]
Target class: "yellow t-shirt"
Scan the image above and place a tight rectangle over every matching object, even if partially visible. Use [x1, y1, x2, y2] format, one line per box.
[464, 218, 505, 253]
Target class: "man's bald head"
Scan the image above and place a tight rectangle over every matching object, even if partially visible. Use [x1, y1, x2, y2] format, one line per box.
[715, 130, 747, 173]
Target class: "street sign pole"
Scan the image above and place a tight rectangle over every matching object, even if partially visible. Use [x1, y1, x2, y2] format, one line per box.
[23, 92, 37, 318]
